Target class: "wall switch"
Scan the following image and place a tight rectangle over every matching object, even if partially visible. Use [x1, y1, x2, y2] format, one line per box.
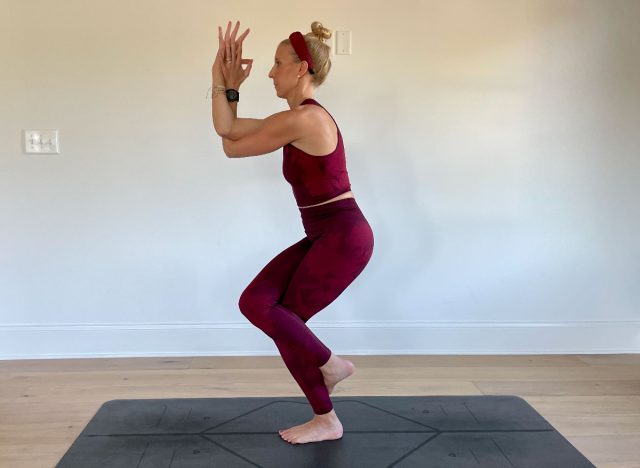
[24, 129, 60, 154]
[335, 31, 352, 55]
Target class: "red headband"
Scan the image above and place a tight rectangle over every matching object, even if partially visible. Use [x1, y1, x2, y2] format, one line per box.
[289, 31, 315, 74]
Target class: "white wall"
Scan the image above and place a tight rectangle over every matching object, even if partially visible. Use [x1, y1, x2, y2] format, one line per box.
[1, 0, 638, 359]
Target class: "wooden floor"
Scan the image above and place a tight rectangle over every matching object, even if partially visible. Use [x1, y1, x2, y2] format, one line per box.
[1, 354, 639, 467]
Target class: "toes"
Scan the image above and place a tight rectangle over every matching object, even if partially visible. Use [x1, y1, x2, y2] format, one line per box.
[281, 430, 296, 442]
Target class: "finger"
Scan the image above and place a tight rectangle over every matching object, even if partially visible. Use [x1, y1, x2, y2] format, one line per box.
[231, 20, 240, 42]
[224, 21, 231, 60]
[241, 58, 252, 68]
[230, 33, 236, 63]
[216, 28, 224, 61]
[237, 27, 250, 46]
[224, 21, 231, 41]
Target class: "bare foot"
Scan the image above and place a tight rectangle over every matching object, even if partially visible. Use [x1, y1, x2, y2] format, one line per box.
[319, 353, 356, 394]
[278, 409, 343, 444]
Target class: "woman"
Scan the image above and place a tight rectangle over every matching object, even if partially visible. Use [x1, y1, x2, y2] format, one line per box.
[211, 20, 374, 444]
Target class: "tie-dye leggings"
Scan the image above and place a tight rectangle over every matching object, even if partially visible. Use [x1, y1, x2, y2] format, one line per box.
[238, 197, 374, 415]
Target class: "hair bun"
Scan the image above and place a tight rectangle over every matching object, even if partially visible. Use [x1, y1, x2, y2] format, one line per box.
[309, 21, 332, 42]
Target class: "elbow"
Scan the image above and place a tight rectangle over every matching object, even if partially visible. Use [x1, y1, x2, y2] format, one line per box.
[213, 119, 231, 138]
[222, 137, 233, 158]
[215, 125, 230, 139]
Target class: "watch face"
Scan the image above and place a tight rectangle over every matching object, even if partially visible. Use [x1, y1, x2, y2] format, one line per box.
[226, 89, 239, 99]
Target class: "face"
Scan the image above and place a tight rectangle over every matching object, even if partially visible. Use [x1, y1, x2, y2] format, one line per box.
[268, 44, 298, 97]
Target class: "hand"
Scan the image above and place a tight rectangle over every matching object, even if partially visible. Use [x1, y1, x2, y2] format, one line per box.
[212, 23, 228, 86]
[218, 20, 253, 89]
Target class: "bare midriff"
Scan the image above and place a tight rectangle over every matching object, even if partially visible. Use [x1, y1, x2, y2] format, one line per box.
[298, 191, 355, 209]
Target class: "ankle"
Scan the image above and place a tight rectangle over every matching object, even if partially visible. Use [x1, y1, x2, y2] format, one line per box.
[320, 353, 337, 371]
[314, 410, 339, 423]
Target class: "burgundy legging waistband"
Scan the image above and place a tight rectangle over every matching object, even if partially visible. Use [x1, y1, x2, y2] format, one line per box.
[298, 196, 358, 214]
[298, 197, 363, 241]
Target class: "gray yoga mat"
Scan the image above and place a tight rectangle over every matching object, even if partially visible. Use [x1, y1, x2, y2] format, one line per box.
[56, 395, 595, 467]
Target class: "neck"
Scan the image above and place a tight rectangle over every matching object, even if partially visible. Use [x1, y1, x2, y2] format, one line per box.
[288, 95, 314, 109]
[286, 83, 314, 109]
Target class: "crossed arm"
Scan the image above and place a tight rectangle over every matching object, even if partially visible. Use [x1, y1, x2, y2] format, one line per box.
[221, 113, 301, 158]
[213, 98, 261, 141]
[211, 78, 308, 157]
[224, 118, 265, 141]
[214, 102, 309, 159]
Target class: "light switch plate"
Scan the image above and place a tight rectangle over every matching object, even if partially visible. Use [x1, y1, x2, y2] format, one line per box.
[24, 129, 60, 154]
[336, 31, 352, 55]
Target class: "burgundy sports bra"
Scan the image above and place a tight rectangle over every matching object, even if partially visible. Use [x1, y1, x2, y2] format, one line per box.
[282, 98, 352, 207]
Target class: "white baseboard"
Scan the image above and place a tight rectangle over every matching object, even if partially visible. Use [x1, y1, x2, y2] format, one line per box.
[1, 320, 638, 359]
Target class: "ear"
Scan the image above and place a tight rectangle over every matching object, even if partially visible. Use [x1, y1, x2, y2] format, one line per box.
[299, 60, 310, 76]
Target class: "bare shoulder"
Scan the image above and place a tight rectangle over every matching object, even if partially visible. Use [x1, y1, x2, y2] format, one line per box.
[289, 104, 338, 155]
[295, 104, 335, 132]
[295, 102, 326, 118]
[267, 107, 314, 129]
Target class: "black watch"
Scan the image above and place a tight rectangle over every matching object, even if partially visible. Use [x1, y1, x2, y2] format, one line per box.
[226, 89, 239, 102]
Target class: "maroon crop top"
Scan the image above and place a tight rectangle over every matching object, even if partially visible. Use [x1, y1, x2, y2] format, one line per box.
[282, 98, 352, 207]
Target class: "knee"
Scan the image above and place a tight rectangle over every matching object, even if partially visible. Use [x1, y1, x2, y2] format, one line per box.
[238, 288, 268, 321]
[238, 289, 254, 317]
[239, 290, 277, 336]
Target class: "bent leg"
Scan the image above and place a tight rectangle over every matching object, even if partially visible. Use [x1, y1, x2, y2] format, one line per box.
[277, 219, 374, 414]
[238, 237, 332, 366]
[238, 237, 334, 414]
[238, 212, 374, 415]
[282, 219, 374, 322]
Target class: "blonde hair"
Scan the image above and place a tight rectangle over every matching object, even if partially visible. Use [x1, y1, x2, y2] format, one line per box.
[281, 21, 332, 87]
